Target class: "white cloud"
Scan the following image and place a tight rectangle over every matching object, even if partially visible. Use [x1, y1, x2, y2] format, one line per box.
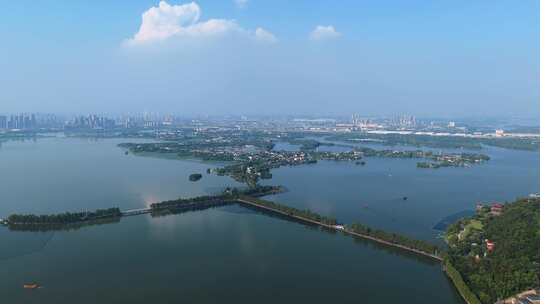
[234, 0, 248, 9]
[255, 28, 277, 43]
[126, 1, 274, 46]
[309, 25, 342, 41]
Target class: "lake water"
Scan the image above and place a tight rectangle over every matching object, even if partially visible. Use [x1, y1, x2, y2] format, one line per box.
[4, 136, 538, 303]
[267, 142, 540, 241]
[0, 137, 241, 216]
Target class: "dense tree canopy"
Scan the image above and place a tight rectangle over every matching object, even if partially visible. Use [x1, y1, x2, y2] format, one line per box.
[8, 208, 121, 225]
[447, 198, 540, 303]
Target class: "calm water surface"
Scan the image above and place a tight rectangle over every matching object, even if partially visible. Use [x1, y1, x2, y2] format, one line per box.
[5, 137, 531, 303]
[267, 141, 540, 241]
[0, 137, 241, 215]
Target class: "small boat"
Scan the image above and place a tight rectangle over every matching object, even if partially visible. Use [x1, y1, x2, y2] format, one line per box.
[23, 283, 39, 290]
[403, 196, 408, 201]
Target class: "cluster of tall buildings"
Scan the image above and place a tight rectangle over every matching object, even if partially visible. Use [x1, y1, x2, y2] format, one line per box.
[0, 113, 64, 130]
[64, 113, 181, 130]
[391, 115, 417, 128]
[65, 115, 116, 130]
[1, 112, 183, 131]
[120, 113, 178, 129]
[350, 114, 377, 128]
[0, 114, 37, 130]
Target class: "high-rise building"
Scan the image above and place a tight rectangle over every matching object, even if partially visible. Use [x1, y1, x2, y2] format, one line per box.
[0, 115, 7, 129]
[393, 115, 417, 128]
[8, 114, 22, 129]
[5, 113, 38, 130]
[351, 114, 360, 126]
[65, 114, 116, 130]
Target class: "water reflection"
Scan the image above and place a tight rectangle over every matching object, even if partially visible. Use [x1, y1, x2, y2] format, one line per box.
[0, 228, 55, 261]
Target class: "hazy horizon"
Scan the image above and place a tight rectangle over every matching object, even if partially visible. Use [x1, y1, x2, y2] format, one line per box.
[1, 1, 539, 118]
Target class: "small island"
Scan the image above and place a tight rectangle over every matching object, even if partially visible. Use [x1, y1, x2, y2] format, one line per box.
[189, 173, 203, 182]
[120, 137, 490, 188]
[417, 153, 489, 169]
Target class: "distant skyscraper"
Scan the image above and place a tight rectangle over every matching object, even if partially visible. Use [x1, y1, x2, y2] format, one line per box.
[393, 115, 416, 128]
[351, 114, 360, 126]
[0, 116, 7, 129]
[4, 113, 39, 129]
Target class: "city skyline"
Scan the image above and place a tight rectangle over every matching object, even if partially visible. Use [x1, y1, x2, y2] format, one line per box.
[1, 111, 534, 135]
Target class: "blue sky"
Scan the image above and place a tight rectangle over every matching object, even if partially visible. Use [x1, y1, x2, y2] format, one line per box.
[1, 1, 539, 117]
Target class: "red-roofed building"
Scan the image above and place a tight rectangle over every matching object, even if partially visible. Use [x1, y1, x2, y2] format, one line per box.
[486, 239, 495, 252]
[491, 203, 504, 216]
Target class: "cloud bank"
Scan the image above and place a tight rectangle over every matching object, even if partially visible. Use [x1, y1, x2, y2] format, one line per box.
[309, 25, 342, 41]
[125, 1, 275, 46]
